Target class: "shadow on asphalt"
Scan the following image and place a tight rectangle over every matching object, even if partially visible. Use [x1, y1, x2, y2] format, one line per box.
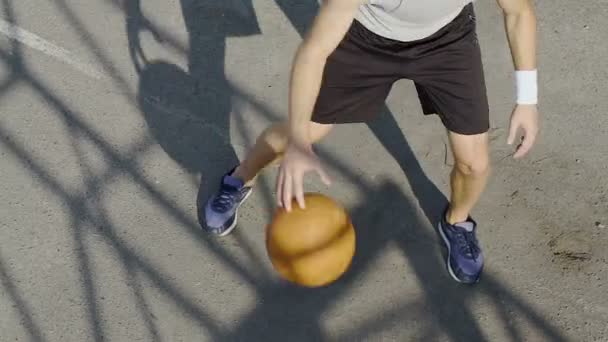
[0, 0, 568, 341]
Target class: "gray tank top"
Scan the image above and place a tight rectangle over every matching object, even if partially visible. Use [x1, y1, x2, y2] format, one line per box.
[356, 0, 474, 42]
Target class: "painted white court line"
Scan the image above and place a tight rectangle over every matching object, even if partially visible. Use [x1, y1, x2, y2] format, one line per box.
[0, 18, 104, 79]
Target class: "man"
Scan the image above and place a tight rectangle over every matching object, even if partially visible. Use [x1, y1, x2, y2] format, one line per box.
[203, 0, 539, 284]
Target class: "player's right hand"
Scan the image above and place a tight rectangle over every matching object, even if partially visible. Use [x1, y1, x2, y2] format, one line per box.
[276, 142, 331, 212]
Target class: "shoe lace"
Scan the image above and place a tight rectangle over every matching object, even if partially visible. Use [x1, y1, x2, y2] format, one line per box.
[212, 187, 237, 213]
[455, 229, 480, 260]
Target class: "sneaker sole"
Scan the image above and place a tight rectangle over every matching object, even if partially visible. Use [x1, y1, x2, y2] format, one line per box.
[217, 188, 253, 237]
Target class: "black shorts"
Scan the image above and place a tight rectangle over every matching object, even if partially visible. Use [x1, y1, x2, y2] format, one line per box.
[311, 4, 489, 135]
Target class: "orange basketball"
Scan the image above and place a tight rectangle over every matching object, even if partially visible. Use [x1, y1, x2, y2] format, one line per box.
[266, 193, 356, 287]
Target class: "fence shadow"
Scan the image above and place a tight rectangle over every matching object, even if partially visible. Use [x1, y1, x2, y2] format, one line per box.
[0, 0, 570, 341]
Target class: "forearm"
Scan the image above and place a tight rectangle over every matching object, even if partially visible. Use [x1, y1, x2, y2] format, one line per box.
[504, 5, 537, 70]
[501, 0, 538, 105]
[287, 46, 327, 144]
[498, 0, 540, 157]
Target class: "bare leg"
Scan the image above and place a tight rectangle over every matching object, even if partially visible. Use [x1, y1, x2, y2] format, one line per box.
[232, 121, 333, 185]
[446, 131, 491, 224]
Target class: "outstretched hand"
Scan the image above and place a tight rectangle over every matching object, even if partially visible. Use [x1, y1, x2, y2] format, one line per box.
[276, 142, 331, 211]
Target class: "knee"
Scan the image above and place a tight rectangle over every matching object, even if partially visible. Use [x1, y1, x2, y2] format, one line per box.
[454, 155, 490, 177]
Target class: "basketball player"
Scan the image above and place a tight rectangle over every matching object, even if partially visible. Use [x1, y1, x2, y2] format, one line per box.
[203, 0, 539, 284]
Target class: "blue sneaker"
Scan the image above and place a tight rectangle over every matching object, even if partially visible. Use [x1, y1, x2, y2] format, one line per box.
[204, 168, 252, 236]
[438, 210, 484, 284]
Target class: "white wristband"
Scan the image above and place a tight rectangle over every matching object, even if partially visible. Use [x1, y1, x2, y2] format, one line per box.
[515, 69, 538, 105]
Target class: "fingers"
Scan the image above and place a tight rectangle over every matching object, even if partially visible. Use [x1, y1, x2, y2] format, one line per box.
[316, 164, 332, 186]
[282, 172, 293, 212]
[281, 166, 330, 211]
[276, 167, 285, 207]
[294, 171, 305, 210]
[508, 104, 540, 158]
[275, 148, 332, 212]
[507, 120, 518, 145]
[277, 166, 304, 211]
[513, 130, 537, 159]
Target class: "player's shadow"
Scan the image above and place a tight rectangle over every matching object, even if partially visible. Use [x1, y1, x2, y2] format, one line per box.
[134, 0, 323, 227]
[135, 0, 262, 228]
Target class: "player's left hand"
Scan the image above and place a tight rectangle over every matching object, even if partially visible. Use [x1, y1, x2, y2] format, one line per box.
[507, 104, 539, 159]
